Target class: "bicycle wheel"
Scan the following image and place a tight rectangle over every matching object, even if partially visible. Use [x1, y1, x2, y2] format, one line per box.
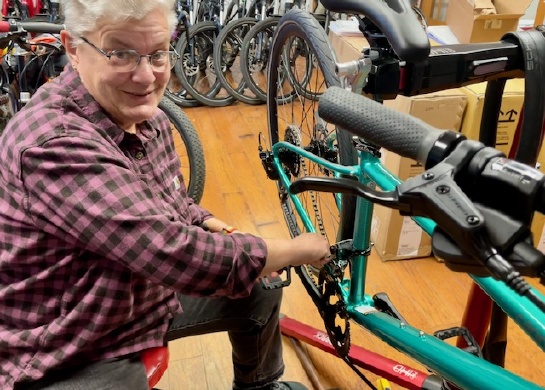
[266, 9, 357, 300]
[159, 96, 206, 203]
[281, 13, 326, 101]
[240, 16, 280, 102]
[213, 17, 263, 105]
[174, 21, 236, 107]
[165, 70, 201, 107]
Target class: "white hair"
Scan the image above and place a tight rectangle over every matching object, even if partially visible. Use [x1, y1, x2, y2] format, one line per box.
[60, 0, 177, 46]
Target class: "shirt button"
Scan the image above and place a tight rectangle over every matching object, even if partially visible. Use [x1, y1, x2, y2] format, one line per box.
[134, 150, 145, 160]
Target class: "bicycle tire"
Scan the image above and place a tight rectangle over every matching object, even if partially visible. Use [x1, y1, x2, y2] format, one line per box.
[165, 74, 201, 107]
[174, 21, 236, 107]
[266, 9, 357, 302]
[283, 13, 327, 101]
[159, 96, 206, 203]
[240, 16, 281, 102]
[213, 17, 263, 105]
[223, 0, 240, 25]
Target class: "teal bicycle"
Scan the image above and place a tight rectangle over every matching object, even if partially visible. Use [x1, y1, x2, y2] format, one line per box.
[259, 1, 545, 389]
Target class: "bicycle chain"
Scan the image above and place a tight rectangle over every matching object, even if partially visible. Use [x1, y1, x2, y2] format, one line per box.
[284, 125, 326, 236]
[284, 125, 351, 357]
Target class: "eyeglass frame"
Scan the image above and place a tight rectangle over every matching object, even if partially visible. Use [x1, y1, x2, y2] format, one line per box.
[78, 36, 180, 72]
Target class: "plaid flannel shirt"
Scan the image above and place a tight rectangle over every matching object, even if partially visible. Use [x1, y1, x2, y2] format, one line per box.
[0, 66, 267, 389]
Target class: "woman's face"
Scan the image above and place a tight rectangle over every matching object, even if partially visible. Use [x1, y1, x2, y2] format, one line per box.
[63, 7, 172, 132]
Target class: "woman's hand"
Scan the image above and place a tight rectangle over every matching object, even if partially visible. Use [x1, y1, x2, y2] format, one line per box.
[261, 233, 331, 277]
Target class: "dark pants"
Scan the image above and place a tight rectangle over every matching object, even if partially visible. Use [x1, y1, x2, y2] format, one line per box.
[16, 283, 284, 390]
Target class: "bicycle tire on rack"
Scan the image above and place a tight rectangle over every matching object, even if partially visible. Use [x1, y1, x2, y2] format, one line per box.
[174, 21, 236, 107]
[159, 97, 206, 203]
[241, 16, 281, 102]
[213, 17, 263, 105]
[266, 9, 358, 300]
[164, 80, 201, 108]
[284, 13, 327, 101]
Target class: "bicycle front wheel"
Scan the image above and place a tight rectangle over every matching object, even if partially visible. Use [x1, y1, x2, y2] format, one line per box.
[174, 21, 235, 107]
[241, 16, 281, 103]
[266, 9, 357, 298]
[213, 17, 262, 105]
[159, 97, 206, 203]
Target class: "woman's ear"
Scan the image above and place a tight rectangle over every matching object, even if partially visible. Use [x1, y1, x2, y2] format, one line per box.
[60, 31, 79, 70]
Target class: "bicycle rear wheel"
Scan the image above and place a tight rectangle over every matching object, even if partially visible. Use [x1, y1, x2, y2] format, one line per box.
[159, 97, 206, 203]
[266, 9, 357, 299]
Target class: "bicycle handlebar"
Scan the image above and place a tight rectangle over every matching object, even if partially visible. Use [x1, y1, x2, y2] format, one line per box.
[316, 86, 545, 286]
[0, 20, 65, 34]
[318, 86, 463, 168]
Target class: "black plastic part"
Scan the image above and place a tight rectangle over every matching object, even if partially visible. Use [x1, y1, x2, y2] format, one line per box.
[363, 56, 402, 101]
[434, 326, 483, 358]
[502, 30, 545, 166]
[401, 41, 522, 97]
[432, 229, 490, 277]
[319, 0, 430, 62]
[260, 268, 292, 289]
[373, 293, 408, 323]
[479, 79, 505, 148]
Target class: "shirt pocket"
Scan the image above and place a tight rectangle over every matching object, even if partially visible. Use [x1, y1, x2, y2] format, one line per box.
[160, 156, 190, 220]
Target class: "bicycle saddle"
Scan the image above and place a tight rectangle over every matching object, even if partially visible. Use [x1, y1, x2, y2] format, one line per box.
[320, 0, 430, 62]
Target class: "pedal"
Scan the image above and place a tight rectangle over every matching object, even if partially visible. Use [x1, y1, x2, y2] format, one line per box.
[260, 267, 292, 289]
[433, 326, 483, 358]
[258, 146, 281, 180]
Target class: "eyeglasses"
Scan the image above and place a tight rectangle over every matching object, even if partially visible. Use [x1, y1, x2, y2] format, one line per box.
[79, 36, 180, 73]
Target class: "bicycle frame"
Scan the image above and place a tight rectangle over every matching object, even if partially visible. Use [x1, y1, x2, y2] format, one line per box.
[270, 139, 545, 389]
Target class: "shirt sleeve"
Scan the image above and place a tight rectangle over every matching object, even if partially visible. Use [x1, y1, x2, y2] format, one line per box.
[19, 133, 267, 298]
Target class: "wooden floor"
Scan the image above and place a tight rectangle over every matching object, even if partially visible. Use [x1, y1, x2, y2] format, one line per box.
[155, 101, 545, 390]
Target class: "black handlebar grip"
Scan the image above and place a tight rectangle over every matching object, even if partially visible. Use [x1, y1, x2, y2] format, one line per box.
[318, 86, 446, 164]
[18, 22, 65, 33]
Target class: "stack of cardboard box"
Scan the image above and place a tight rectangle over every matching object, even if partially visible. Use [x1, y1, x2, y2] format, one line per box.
[446, 0, 532, 43]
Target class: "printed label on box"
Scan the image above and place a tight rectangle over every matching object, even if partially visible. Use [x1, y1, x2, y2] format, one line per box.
[397, 217, 423, 257]
[484, 19, 503, 30]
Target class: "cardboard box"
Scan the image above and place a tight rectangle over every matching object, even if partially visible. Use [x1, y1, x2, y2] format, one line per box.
[371, 89, 468, 260]
[446, 0, 532, 43]
[328, 29, 369, 63]
[459, 79, 525, 155]
[531, 213, 545, 253]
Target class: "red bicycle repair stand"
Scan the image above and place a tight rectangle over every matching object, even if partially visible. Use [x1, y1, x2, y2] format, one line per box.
[279, 315, 431, 390]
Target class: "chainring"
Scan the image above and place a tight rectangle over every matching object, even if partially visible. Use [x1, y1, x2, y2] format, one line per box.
[319, 265, 351, 357]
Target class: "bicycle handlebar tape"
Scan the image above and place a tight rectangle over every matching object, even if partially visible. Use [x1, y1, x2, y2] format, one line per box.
[19, 22, 65, 33]
[0, 20, 65, 33]
[318, 86, 463, 166]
